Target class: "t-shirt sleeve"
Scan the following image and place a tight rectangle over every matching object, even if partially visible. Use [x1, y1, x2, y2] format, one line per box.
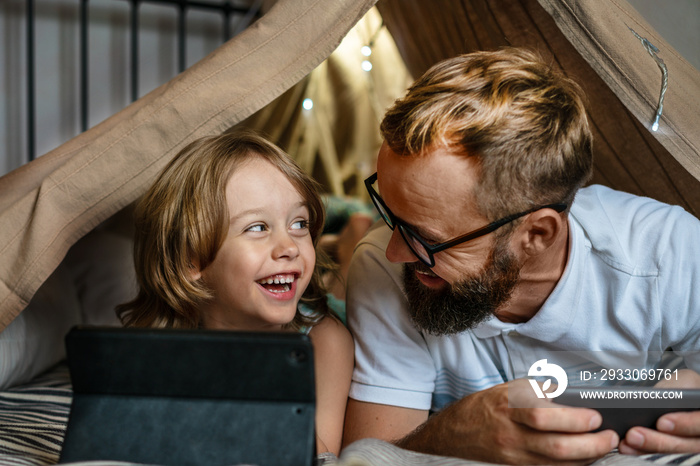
[345, 225, 436, 410]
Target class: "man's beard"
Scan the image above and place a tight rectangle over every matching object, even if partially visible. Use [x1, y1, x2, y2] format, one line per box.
[402, 239, 521, 335]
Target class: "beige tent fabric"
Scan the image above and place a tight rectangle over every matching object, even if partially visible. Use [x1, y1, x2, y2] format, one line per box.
[0, 0, 377, 332]
[377, 0, 700, 217]
[538, 0, 700, 182]
[236, 7, 412, 200]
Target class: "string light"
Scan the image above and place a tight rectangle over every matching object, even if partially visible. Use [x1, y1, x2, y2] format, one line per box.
[360, 20, 382, 73]
[629, 27, 667, 132]
[302, 98, 314, 110]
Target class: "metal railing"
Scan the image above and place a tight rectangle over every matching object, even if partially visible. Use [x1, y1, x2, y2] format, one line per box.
[24, 0, 260, 160]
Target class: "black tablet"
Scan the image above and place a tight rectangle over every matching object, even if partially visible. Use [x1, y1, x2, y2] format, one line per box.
[60, 326, 316, 466]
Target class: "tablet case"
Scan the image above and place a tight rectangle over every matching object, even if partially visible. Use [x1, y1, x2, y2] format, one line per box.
[59, 326, 315, 466]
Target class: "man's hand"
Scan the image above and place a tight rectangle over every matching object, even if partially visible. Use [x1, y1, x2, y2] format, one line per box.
[619, 369, 700, 455]
[396, 380, 618, 464]
[619, 412, 700, 454]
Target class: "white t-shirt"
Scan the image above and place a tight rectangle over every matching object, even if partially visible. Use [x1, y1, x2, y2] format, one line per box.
[347, 185, 700, 411]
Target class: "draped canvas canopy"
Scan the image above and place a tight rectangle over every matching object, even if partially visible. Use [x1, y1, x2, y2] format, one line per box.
[1, 0, 699, 331]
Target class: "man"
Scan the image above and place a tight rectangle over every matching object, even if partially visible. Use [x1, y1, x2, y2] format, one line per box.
[342, 48, 700, 464]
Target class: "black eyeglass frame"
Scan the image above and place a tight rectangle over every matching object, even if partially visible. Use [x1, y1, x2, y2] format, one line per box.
[364, 172, 567, 267]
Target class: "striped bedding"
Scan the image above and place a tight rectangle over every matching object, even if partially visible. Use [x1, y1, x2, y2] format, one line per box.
[0, 364, 698, 466]
[0, 364, 70, 466]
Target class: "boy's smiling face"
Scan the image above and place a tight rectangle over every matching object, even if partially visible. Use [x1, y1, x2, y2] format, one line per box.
[196, 156, 315, 331]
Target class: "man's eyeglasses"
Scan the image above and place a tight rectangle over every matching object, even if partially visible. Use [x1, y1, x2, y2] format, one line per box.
[364, 172, 567, 267]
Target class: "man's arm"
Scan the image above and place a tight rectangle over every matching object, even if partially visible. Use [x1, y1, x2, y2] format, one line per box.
[345, 381, 619, 464]
[342, 399, 428, 448]
[343, 224, 438, 445]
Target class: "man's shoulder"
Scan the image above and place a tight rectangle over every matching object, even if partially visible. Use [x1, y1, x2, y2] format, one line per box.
[348, 221, 404, 291]
[351, 221, 396, 267]
[575, 184, 670, 209]
[355, 220, 392, 250]
[571, 185, 700, 272]
[572, 185, 696, 230]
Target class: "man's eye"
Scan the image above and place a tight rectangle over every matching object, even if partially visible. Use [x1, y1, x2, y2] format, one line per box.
[291, 220, 310, 230]
[404, 226, 437, 245]
[421, 236, 440, 246]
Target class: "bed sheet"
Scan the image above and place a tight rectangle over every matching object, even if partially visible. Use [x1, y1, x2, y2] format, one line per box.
[0, 364, 698, 466]
[0, 364, 70, 465]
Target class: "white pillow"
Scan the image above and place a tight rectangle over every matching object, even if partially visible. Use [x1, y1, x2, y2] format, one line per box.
[63, 228, 137, 326]
[0, 218, 137, 390]
[0, 263, 81, 390]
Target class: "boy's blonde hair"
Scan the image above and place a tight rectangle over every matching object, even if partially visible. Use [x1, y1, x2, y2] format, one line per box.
[117, 130, 331, 329]
[380, 47, 592, 221]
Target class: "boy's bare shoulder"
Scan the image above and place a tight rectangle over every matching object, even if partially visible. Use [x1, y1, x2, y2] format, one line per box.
[309, 315, 354, 357]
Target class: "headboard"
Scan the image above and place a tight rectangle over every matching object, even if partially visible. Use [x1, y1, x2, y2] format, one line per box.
[2, 0, 262, 177]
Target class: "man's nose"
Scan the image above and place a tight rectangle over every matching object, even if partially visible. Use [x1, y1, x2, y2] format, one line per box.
[385, 228, 418, 264]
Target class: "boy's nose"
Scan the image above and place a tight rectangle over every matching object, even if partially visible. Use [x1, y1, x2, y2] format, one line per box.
[272, 232, 300, 259]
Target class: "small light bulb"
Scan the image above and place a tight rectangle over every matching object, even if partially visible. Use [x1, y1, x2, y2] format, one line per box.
[652, 122, 659, 131]
[361, 60, 373, 72]
[361, 46, 372, 57]
[302, 98, 314, 110]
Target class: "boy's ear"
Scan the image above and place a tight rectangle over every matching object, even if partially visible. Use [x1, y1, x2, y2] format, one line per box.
[189, 258, 202, 281]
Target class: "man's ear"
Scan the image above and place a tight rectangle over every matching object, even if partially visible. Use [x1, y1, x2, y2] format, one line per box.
[513, 207, 566, 257]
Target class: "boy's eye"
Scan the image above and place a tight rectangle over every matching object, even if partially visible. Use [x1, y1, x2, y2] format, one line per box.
[246, 224, 267, 233]
[291, 220, 310, 231]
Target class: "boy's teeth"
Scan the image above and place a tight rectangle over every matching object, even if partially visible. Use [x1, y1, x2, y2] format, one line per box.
[269, 283, 291, 293]
[258, 274, 295, 284]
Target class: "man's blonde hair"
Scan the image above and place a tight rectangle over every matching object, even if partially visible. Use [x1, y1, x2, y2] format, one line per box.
[117, 130, 331, 329]
[380, 47, 592, 220]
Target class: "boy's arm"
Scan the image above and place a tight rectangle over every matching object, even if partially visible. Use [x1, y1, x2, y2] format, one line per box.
[309, 316, 354, 456]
